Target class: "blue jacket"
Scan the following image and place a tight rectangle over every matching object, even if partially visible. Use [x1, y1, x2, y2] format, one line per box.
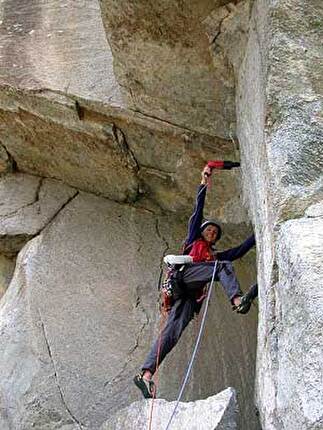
[183, 184, 255, 260]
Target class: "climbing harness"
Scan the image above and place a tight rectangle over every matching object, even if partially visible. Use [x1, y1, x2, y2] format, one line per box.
[164, 260, 218, 430]
[160, 265, 185, 314]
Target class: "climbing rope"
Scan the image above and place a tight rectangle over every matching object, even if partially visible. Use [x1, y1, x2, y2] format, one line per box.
[164, 261, 218, 430]
[148, 307, 168, 430]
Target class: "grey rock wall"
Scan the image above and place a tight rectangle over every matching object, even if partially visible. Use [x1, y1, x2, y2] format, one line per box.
[0, 1, 262, 429]
[0, 173, 77, 255]
[0, 0, 122, 105]
[99, 0, 237, 138]
[237, 0, 323, 428]
[0, 173, 258, 429]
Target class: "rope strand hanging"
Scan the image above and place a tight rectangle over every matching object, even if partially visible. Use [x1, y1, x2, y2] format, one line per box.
[164, 261, 218, 430]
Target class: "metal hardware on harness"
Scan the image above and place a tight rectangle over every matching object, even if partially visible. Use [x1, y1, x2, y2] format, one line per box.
[165, 261, 218, 430]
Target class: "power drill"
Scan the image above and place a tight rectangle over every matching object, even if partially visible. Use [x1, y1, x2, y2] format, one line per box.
[203, 160, 240, 183]
[207, 160, 240, 170]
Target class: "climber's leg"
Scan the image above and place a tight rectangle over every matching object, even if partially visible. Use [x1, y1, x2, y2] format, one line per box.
[182, 261, 242, 302]
[141, 297, 196, 375]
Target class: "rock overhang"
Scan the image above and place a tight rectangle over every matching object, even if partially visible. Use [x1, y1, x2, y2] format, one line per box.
[0, 0, 252, 220]
[0, 84, 243, 219]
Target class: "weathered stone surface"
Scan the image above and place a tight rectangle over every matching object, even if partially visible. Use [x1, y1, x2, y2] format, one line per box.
[237, 0, 323, 428]
[0, 253, 15, 299]
[0, 0, 123, 106]
[274, 217, 323, 430]
[0, 144, 14, 174]
[0, 173, 77, 255]
[101, 387, 238, 430]
[99, 0, 237, 138]
[0, 0, 247, 216]
[0, 1, 262, 429]
[0, 192, 165, 429]
[0, 189, 258, 430]
[0, 85, 242, 216]
[204, 1, 251, 75]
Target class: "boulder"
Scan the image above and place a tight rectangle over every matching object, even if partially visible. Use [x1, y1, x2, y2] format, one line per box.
[101, 387, 238, 430]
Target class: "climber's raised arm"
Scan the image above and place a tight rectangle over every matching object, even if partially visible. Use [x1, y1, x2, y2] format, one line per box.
[183, 166, 212, 253]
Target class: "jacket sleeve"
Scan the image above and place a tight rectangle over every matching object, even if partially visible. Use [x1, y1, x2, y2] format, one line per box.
[217, 234, 256, 261]
[183, 184, 207, 252]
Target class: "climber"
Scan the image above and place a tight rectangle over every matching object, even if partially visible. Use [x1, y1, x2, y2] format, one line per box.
[133, 165, 257, 399]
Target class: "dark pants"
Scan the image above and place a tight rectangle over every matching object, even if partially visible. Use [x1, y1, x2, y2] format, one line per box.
[142, 261, 241, 374]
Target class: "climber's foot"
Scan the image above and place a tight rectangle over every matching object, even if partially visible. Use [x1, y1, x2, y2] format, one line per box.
[133, 373, 156, 399]
[236, 292, 253, 314]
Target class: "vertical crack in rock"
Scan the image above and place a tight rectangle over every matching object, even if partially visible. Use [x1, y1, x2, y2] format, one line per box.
[111, 124, 139, 173]
[118, 81, 135, 101]
[210, 7, 231, 46]
[75, 100, 85, 120]
[38, 310, 84, 429]
[0, 141, 17, 173]
[104, 285, 150, 388]
[34, 177, 44, 203]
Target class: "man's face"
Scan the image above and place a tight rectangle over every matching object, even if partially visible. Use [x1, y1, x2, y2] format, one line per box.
[201, 225, 218, 244]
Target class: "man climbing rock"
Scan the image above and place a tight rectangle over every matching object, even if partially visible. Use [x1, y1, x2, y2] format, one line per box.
[134, 165, 257, 399]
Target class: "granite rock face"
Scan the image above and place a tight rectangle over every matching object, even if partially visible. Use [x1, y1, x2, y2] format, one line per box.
[99, 0, 238, 138]
[101, 387, 238, 430]
[1, 0, 320, 428]
[0, 173, 77, 255]
[0, 184, 258, 430]
[0, 0, 244, 215]
[237, 0, 323, 428]
[275, 215, 323, 430]
[0, 0, 122, 105]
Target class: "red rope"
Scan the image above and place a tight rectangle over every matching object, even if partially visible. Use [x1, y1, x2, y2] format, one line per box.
[148, 311, 168, 430]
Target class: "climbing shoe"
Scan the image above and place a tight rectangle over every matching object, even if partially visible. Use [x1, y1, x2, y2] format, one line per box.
[236, 292, 253, 314]
[133, 373, 156, 399]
